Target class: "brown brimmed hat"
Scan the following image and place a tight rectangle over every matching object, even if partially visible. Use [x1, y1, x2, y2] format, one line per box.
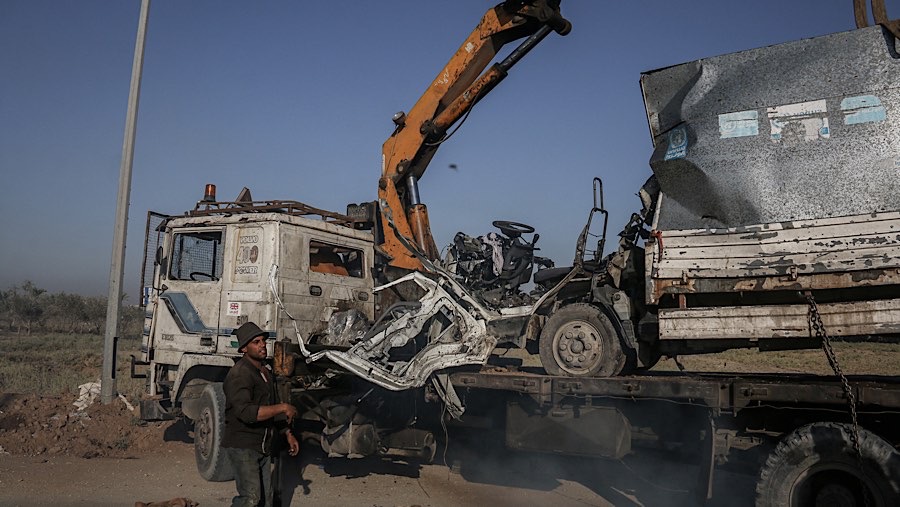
[233, 322, 267, 351]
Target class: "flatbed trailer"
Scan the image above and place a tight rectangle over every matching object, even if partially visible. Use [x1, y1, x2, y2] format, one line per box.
[448, 368, 900, 505]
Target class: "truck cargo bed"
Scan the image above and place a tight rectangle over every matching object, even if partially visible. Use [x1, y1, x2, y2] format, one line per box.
[644, 210, 900, 340]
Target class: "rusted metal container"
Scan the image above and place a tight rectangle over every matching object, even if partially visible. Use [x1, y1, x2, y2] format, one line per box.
[641, 25, 899, 231]
[639, 26, 900, 341]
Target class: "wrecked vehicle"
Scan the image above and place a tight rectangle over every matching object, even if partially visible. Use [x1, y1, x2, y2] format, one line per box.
[438, 13, 900, 377]
[629, 17, 900, 365]
[333, 13, 900, 382]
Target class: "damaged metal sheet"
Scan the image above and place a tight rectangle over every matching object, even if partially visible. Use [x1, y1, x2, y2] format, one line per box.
[658, 298, 900, 340]
[646, 210, 900, 303]
[303, 223, 570, 403]
[307, 272, 527, 394]
[652, 211, 900, 279]
[641, 26, 900, 230]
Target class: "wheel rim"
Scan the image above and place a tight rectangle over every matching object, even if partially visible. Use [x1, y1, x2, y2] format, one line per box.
[196, 406, 213, 460]
[551, 319, 603, 375]
[791, 463, 882, 507]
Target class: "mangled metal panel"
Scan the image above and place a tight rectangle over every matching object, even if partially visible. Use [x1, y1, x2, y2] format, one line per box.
[307, 272, 507, 392]
[645, 210, 900, 303]
[652, 211, 900, 280]
[658, 298, 900, 340]
[641, 26, 900, 230]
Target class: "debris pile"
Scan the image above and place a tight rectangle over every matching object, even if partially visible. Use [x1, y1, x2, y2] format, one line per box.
[0, 392, 179, 458]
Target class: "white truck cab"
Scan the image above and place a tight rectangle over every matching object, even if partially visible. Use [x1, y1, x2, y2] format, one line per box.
[139, 200, 375, 425]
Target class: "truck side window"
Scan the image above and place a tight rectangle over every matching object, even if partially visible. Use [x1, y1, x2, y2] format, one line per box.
[309, 241, 363, 278]
[169, 231, 224, 282]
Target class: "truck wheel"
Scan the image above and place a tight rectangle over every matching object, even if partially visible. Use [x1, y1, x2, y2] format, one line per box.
[194, 383, 234, 482]
[756, 422, 900, 507]
[539, 304, 626, 377]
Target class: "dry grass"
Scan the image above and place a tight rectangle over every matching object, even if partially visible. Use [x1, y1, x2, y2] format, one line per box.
[0, 332, 145, 400]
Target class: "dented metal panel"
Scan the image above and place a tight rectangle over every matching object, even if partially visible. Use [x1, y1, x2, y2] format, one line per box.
[652, 268, 900, 299]
[309, 272, 501, 391]
[641, 26, 900, 230]
[276, 222, 375, 341]
[647, 210, 900, 303]
[652, 211, 900, 279]
[658, 298, 900, 340]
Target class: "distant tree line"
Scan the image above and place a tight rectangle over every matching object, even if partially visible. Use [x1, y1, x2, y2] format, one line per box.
[0, 281, 143, 337]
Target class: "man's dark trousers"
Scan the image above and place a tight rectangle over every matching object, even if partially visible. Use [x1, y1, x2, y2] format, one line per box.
[227, 447, 272, 507]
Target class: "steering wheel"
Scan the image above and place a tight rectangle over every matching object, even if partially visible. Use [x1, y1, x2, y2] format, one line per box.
[492, 220, 535, 238]
[190, 271, 216, 281]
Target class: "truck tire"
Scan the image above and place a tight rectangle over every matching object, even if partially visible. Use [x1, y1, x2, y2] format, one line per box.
[539, 303, 626, 377]
[756, 422, 900, 507]
[194, 383, 234, 482]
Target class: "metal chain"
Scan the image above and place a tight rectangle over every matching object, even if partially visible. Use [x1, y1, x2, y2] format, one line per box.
[806, 292, 870, 506]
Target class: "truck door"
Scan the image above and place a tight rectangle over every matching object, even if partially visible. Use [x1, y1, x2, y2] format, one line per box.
[156, 227, 225, 353]
[218, 224, 272, 352]
[304, 233, 373, 336]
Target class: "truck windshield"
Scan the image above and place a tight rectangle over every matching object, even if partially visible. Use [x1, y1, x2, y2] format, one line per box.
[169, 230, 224, 282]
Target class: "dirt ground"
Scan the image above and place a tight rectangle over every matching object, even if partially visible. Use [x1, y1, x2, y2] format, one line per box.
[0, 393, 180, 459]
[0, 392, 757, 507]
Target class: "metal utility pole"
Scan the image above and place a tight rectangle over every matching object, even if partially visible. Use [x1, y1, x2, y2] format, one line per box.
[103, 0, 151, 405]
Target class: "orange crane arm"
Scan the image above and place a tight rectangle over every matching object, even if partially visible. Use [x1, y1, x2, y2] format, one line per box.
[378, 0, 570, 272]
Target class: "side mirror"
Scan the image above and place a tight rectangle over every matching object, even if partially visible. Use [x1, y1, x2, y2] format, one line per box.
[156, 246, 169, 276]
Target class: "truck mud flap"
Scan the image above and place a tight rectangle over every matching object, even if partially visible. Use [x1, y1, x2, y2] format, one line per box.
[139, 399, 176, 421]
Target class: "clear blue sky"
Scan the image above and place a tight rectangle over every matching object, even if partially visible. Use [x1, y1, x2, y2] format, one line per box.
[0, 0, 890, 298]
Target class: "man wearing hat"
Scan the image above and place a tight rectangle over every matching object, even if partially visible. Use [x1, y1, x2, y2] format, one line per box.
[223, 321, 299, 507]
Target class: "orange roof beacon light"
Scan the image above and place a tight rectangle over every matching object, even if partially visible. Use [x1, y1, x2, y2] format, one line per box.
[203, 184, 217, 203]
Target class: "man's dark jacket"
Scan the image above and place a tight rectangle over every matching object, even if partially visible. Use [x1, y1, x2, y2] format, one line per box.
[222, 356, 281, 454]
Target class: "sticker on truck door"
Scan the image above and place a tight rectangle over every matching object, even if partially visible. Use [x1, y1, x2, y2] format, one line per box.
[841, 95, 886, 125]
[719, 110, 759, 139]
[767, 100, 829, 143]
[234, 227, 262, 282]
[664, 125, 688, 160]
